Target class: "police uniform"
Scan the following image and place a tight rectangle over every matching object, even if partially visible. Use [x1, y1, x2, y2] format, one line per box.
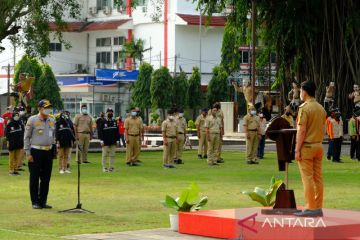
[216, 109, 224, 161]
[134, 115, 144, 161]
[174, 115, 187, 163]
[5, 116, 25, 175]
[205, 113, 222, 165]
[124, 116, 143, 165]
[296, 98, 326, 210]
[162, 118, 178, 167]
[74, 112, 93, 163]
[243, 113, 260, 163]
[98, 116, 120, 171]
[195, 113, 208, 158]
[55, 115, 75, 173]
[24, 109, 56, 208]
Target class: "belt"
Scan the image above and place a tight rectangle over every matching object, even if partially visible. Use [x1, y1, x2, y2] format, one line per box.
[128, 134, 139, 137]
[78, 132, 90, 134]
[166, 136, 176, 138]
[209, 132, 220, 134]
[31, 145, 52, 151]
[178, 132, 184, 134]
[304, 142, 321, 144]
[248, 129, 257, 131]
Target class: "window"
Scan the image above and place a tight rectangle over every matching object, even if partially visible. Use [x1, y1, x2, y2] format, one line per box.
[241, 51, 249, 63]
[97, 0, 110, 10]
[96, 37, 111, 47]
[113, 36, 125, 46]
[49, 43, 62, 52]
[96, 52, 111, 64]
[114, 51, 119, 64]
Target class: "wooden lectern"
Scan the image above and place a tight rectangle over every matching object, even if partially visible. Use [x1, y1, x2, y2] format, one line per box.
[262, 116, 301, 215]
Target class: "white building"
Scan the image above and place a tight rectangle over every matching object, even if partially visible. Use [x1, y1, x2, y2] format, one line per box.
[1, 0, 226, 116]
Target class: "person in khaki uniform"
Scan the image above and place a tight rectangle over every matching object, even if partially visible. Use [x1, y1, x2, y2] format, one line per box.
[294, 80, 326, 218]
[243, 105, 260, 164]
[74, 104, 93, 164]
[174, 108, 186, 164]
[162, 109, 178, 168]
[124, 109, 143, 166]
[281, 105, 294, 128]
[205, 106, 223, 166]
[214, 102, 224, 163]
[195, 108, 208, 159]
[134, 107, 144, 163]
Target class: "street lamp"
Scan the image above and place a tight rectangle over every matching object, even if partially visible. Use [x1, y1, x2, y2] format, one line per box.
[251, 0, 257, 106]
[1, 63, 14, 107]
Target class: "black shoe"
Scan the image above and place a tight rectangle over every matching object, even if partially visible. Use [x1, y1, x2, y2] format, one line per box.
[294, 209, 323, 217]
[174, 159, 179, 164]
[168, 165, 176, 168]
[83, 161, 90, 163]
[217, 159, 224, 163]
[198, 154, 203, 159]
[32, 204, 42, 209]
[41, 204, 52, 209]
[251, 161, 259, 164]
[126, 162, 131, 165]
[130, 162, 140, 166]
[327, 156, 331, 161]
[16, 168, 25, 171]
[176, 159, 184, 164]
[203, 155, 207, 159]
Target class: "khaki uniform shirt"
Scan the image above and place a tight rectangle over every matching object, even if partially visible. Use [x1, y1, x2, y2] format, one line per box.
[162, 119, 177, 138]
[205, 115, 222, 133]
[195, 114, 207, 133]
[281, 114, 294, 128]
[124, 117, 142, 135]
[74, 114, 93, 133]
[297, 98, 327, 143]
[24, 114, 56, 156]
[243, 114, 260, 130]
[176, 117, 187, 134]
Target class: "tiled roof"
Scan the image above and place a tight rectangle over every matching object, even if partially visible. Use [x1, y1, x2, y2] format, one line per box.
[48, 20, 130, 32]
[177, 13, 227, 27]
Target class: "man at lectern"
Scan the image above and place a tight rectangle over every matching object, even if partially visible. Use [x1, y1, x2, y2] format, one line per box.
[294, 80, 327, 217]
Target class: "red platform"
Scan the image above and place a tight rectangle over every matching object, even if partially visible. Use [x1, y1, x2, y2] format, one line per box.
[179, 208, 360, 240]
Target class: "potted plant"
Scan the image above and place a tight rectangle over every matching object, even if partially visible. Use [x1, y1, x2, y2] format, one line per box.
[161, 183, 208, 231]
[242, 176, 283, 207]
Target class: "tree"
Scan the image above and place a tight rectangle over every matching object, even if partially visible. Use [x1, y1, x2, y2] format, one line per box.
[13, 55, 43, 108]
[172, 70, 189, 110]
[131, 62, 153, 123]
[121, 38, 145, 69]
[0, 0, 80, 57]
[197, 0, 360, 116]
[221, 21, 241, 75]
[207, 65, 229, 106]
[37, 64, 64, 111]
[188, 67, 202, 119]
[150, 67, 173, 119]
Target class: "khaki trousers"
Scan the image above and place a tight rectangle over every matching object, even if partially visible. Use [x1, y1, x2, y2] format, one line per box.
[298, 143, 324, 209]
[9, 149, 23, 173]
[175, 134, 185, 160]
[102, 145, 116, 169]
[163, 138, 176, 165]
[217, 139, 223, 159]
[198, 131, 208, 156]
[78, 133, 90, 163]
[246, 131, 259, 161]
[58, 147, 70, 170]
[126, 135, 139, 163]
[207, 133, 220, 164]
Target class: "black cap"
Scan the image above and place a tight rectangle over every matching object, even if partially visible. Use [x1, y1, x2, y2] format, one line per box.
[106, 108, 113, 113]
[301, 81, 316, 97]
[167, 109, 174, 115]
[38, 99, 52, 108]
[201, 108, 208, 112]
[178, 108, 184, 113]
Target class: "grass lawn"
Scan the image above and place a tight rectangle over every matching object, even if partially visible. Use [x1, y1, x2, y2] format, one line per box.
[0, 149, 359, 239]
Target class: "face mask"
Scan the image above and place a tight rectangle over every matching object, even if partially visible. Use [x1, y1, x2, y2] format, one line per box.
[13, 116, 19, 121]
[179, 113, 184, 117]
[19, 111, 25, 116]
[131, 112, 137, 117]
[354, 86, 359, 91]
[107, 113, 113, 118]
[168, 116, 174, 120]
[250, 110, 256, 116]
[43, 109, 52, 116]
[259, 113, 264, 118]
[330, 82, 335, 87]
[81, 108, 88, 114]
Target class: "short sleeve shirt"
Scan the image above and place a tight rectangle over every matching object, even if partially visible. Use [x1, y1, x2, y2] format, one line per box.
[74, 114, 93, 133]
[205, 115, 222, 133]
[243, 114, 260, 130]
[161, 119, 177, 137]
[124, 117, 142, 135]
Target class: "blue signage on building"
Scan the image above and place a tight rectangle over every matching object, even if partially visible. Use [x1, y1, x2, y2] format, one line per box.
[95, 69, 139, 82]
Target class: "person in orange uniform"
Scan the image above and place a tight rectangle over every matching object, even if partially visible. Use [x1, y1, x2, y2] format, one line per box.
[294, 80, 327, 217]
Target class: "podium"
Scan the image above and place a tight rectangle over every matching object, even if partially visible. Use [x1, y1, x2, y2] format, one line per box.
[262, 117, 300, 214]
